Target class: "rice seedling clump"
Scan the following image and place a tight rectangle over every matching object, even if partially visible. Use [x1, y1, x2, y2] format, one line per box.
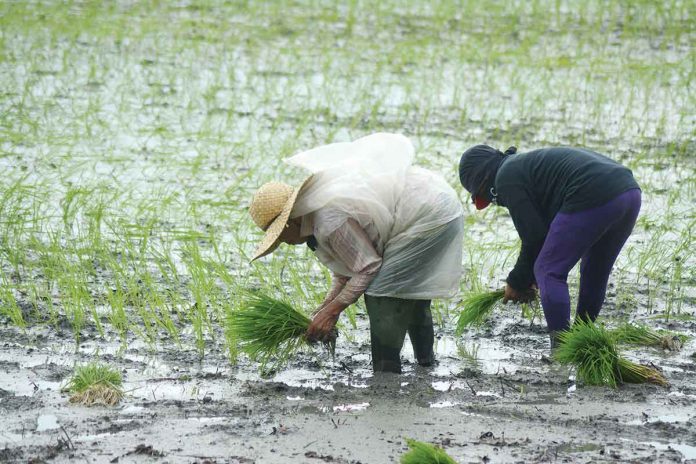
[554, 321, 668, 388]
[612, 322, 687, 351]
[455, 289, 505, 333]
[227, 291, 316, 370]
[400, 438, 458, 464]
[63, 363, 124, 406]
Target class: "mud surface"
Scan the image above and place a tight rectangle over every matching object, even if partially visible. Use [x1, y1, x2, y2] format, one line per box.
[2, 311, 695, 463]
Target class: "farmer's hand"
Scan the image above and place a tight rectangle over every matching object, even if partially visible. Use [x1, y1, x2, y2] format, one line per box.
[306, 304, 341, 343]
[503, 284, 536, 304]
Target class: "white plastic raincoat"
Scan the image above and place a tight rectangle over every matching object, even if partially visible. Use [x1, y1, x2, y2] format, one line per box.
[287, 133, 464, 299]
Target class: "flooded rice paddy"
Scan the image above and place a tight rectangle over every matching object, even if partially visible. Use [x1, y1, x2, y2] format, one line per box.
[0, 1, 695, 463]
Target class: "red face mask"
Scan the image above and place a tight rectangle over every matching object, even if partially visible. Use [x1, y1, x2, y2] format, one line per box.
[473, 195, 491, 210]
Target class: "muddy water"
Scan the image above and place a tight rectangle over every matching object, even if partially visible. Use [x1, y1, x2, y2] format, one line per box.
[2, 311, 695, 463]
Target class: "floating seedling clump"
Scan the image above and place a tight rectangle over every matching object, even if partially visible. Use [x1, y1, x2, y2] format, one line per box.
[612, 322, 687, 351]
[400, 438, 458, 464]
[227, 291, 330, 370]
[63, 363, 124, 406]
[455, 289, 505, 333]
[554, 321, 668, 388]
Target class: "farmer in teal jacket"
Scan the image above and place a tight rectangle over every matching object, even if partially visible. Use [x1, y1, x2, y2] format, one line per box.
[458, 145, 641, 348]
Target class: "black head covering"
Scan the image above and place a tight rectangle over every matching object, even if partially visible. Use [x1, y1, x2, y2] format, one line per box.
[458, 144, 516, 202]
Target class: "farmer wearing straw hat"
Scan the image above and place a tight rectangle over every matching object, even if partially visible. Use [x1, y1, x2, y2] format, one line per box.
[249, 133, 464, 373]
[458, 145, 641, 349]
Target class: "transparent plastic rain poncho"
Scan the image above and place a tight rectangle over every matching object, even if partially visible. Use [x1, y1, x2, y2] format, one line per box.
[287, 133, 464, 299]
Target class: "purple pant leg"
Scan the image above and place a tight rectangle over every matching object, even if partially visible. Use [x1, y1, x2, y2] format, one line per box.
[533, 189, 641, 332]
[577, 190, 641, 321]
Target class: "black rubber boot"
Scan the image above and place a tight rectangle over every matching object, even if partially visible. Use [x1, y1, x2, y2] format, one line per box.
[365, 295, 408, 373]
[365, 295, 435, 372]
[407, 300, 434, 367]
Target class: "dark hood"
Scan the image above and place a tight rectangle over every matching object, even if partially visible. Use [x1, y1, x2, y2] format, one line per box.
[458, 144, 507, 202]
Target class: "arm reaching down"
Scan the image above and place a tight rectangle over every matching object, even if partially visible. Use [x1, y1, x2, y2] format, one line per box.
[306, 219, 382, 342]
[499, 183, 548, 292]
[314, 273, 349, 315]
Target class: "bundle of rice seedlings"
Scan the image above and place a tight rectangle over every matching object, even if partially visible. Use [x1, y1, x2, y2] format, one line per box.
[617, 358, 669, 386]
[612, 323, 687, 351]
[63, 363, 124, 406]
[227, 292, 332, 370]
[554, 321, 668, 388]
[400, 438, 458, 464]
[455, 289, 505, 334]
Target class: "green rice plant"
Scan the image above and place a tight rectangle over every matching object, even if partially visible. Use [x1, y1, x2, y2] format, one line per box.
[62, 363, 124, 406]
[554, 321, 668, 388]
[612, 323, 688, 351]
[0, 270, 25, 328]
[227, 291, 322, 371]
[520, 300, 543, 326]
[455, 289, 505, 334]
[181, 239, 217, 355]
[400, 438, 457, 464]
[105, 284, 129, 343]
[456, 342, 481, 372]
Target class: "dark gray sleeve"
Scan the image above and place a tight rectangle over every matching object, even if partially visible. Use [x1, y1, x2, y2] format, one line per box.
[500, 184, 549, 291]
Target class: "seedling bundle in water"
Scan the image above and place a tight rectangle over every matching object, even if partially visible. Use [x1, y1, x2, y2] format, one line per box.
[400, 438, 458, 464]
[228, 292, 332, 370]
[63, 363, 124, 406]
[612, 322, 687, 351]
[554, 321, 668, 388]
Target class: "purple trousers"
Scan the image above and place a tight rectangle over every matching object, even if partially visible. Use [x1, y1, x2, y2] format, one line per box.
[533, 189, 641, 332]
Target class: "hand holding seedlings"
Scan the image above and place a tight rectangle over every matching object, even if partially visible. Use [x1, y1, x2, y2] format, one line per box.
[305, 302, 342, 344]
[456, 288, 539, 333]
[502, 284, 537, 304]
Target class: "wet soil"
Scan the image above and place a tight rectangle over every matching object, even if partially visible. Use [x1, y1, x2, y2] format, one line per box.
[2, 311, 695, 464]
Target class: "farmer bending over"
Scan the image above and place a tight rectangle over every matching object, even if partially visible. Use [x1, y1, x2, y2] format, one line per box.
[249, 133, 464, 373]
[458, 145, 641, 348]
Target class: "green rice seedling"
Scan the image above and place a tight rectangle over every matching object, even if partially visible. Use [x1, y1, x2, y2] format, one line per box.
[520, 300, 542, 326]
[455, 289, 505, 334]
[227, 291, 328, 371]
[182, 239, 217, 355]
[105, 285, 129, 343]
[456, 342, 481, 372]
[400, 438, 458, 464]
[612, 323, 688, 351]
[63, 363, 124, 406]
[0, 270, 25, 328]
[554, 321, 668, 388]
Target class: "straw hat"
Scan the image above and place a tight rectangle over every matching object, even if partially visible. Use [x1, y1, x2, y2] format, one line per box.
[248, 176, 312, 261]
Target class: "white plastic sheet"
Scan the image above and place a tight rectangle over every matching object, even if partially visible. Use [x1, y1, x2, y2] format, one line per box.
[287, 133, 463, 299]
